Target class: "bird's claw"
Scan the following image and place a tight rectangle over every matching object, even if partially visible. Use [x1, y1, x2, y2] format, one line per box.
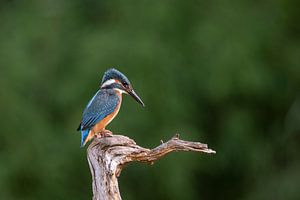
[98, 129, 113, 137]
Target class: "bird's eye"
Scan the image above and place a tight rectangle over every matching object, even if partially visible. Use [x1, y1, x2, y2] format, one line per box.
[122, 82, 128, 86]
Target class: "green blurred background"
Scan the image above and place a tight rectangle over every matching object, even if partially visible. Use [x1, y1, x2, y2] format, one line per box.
[1, 0, 300, 199]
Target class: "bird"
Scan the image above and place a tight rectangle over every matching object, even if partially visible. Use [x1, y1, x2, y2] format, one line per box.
[77, 68, 145, 147]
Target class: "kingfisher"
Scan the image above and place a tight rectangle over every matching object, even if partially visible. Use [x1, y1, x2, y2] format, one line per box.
[77, 68, 145, 147]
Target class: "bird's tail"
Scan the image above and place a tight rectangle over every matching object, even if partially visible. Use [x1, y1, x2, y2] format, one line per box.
[80, 129, 90, 147]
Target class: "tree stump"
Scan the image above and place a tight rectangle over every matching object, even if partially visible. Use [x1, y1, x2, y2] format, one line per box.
[87, 134, 216, 200]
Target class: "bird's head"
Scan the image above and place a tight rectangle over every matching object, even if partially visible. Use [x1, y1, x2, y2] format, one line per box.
[100, 68, 145, 107]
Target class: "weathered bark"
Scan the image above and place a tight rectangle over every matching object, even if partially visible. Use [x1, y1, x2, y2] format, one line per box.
[87, 134, 216, 200]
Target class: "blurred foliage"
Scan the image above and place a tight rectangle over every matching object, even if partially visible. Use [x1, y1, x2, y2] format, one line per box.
[0, 0, 300, 199]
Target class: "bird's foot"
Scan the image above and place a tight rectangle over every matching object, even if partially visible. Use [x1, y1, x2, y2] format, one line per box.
[95, 130, 113, 138]
[102, 129, 113, 137]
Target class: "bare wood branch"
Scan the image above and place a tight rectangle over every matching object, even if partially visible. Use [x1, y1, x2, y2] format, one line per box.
[87, 134, 215, 200]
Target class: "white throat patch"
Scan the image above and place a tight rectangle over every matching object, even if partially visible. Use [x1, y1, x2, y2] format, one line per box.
[101, 79, 116, 88]
[114, 88, 127, 94]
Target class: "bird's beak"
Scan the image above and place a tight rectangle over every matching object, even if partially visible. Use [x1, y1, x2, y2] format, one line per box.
[128, 89, 145, 107]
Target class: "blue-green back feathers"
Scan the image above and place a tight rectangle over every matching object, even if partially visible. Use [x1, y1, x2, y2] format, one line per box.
[77, 89, 120, 146]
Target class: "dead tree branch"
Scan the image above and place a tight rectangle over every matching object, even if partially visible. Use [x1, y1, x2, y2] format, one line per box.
[87, 134, 215, 200]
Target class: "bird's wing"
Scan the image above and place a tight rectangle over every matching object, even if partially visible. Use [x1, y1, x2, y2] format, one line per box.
[78, 89, 119, 131]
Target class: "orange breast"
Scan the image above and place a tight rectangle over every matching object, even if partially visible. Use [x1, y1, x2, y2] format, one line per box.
[83, 90, 123, 146]
[91, 92, 122, 133]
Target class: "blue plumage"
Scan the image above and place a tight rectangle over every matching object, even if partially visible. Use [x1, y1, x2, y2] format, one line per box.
[77, 68, 145, 147]
[101, 68, 131, 86]
[80, 129, 90, 147]
[78, 89, 120, 146]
